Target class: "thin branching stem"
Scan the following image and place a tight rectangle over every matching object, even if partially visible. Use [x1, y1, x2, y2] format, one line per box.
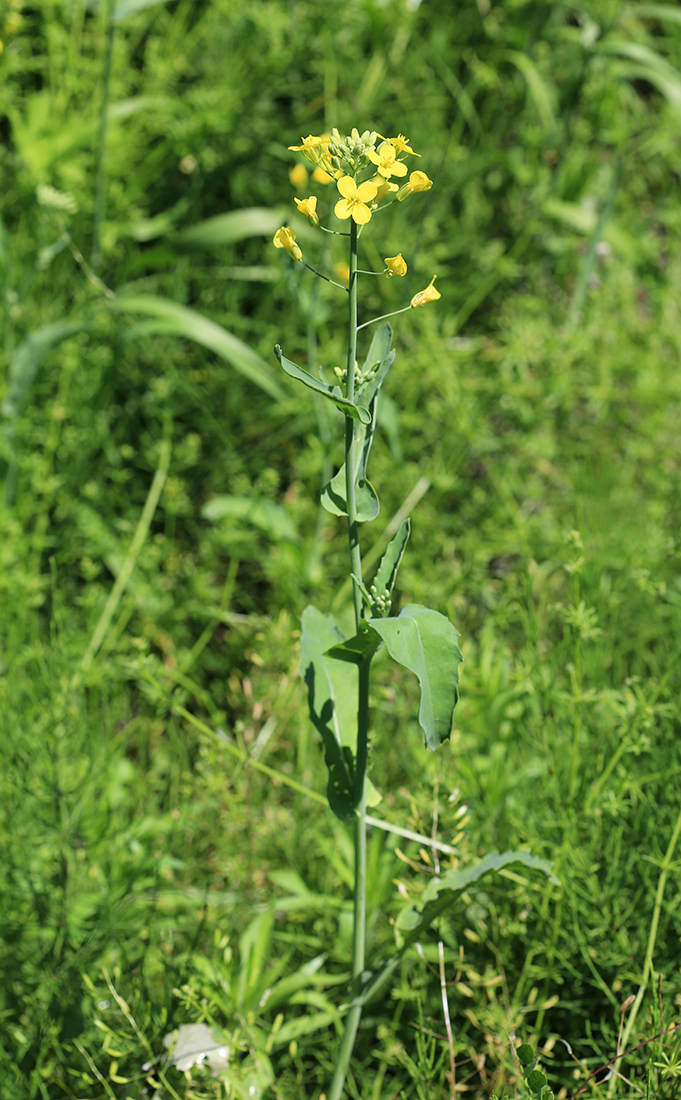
[357, 304, 412, 331]
[300, 259, 348, 291]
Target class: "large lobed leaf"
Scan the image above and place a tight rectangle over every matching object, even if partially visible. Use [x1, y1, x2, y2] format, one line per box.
[300, 607, 359, 822]
[300, 607, 381, 820]
[327, 604, 462, 750]
[356, 851, 558, 1010]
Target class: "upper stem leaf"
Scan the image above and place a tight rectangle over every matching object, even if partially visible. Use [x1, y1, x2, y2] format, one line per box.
[274, 346, 371, 424]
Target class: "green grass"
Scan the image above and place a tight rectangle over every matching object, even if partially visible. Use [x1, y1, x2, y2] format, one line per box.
[2, 0, 681, 1097]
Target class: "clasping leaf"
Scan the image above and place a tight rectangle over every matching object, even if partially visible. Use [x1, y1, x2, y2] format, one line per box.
[327, 604, 462, 750]
[274, 346, 371, 424]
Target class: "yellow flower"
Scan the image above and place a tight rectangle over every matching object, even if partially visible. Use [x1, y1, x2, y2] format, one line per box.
[273, 226, 302, 261]
[288, 134, 324, 162]
[334, 176, 378, 225]
[294, 195, 319, 226]
[312, 166, 334, 185]
[288, 133, 335, 174]
[411, 277, 440, 307]
[397, 170, 433, 201]
[384, 254, 407, 277]
[366, 141, 408, 180]
[391, 134, 420, 157]
[289, 163, 308, 188]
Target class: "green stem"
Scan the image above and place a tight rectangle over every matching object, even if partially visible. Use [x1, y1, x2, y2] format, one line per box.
[91, 3, 115, 269]
[357, 304, 411, 331]
[327, 218, 370, 1100]
[300, 259, 348, 292]
[344, 220, 364, 629]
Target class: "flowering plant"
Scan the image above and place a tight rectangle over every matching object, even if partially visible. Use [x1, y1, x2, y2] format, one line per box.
[272, 126, 554, 1100]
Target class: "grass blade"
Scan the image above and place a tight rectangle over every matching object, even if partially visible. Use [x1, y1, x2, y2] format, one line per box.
[112, 294, 286, 400]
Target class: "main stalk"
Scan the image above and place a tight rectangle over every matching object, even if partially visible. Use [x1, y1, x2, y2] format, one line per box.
[328, 219, 370, 1100]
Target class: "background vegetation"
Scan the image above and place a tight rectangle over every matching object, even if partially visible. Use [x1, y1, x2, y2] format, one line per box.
[1, 0, 681, 1097]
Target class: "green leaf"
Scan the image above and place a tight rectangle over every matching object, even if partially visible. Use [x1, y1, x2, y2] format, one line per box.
[320, 327, 396, 519]
[300, 607, 359, 821]
[377, 391, 401, 461]
[113, 0, 171, 20]
[111, 295, 285, 401]
[371, 519, 410, 615]
[516, 1044, 535, 1067]
[504, 50, 556, 130]
[201, 496, 298, 542]
[370, 605, 462, 749]
[321, 407, 379, 521]
[356, 322, 396, 406]
[357, 851, 558, 1010]
[526, 1070, 548, 1093]
[325, 621, 383, 666]
[274, 346, 371, 423]
[599, 40, 681, 111]
[629, 4, 681, 28]
[272, 1011, 339, 1047]
[172, 208, 288, 251]
[2, 321, 92, 421]
[321, 470, 379, 522]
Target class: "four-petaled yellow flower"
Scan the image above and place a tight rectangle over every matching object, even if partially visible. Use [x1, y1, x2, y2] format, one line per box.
[366, 141, 408, 180]
[391, 134, 420, 157]
[334, 176, 378, 224]
[294, 195, 319, 226]
[397, 170, 433, 201]
[273, 226, 302, 260]
[410, 276, 440, 307]
[384, 254, 407, 277]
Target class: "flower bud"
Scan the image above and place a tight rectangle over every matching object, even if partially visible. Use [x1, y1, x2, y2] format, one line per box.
[294, 195, 319, 226]
[397, 170, 433, 201]
[273, 226, 302, 261]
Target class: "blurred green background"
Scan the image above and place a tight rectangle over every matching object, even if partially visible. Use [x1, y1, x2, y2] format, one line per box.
[2, 1, 681, 1097]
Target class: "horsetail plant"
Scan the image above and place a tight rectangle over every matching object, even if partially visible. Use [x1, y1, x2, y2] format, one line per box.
[273, 127, 556, 1100]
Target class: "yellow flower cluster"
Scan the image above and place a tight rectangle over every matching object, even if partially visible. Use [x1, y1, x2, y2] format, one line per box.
[273, 127, 440, 306]
[286, 129, 431, 226]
